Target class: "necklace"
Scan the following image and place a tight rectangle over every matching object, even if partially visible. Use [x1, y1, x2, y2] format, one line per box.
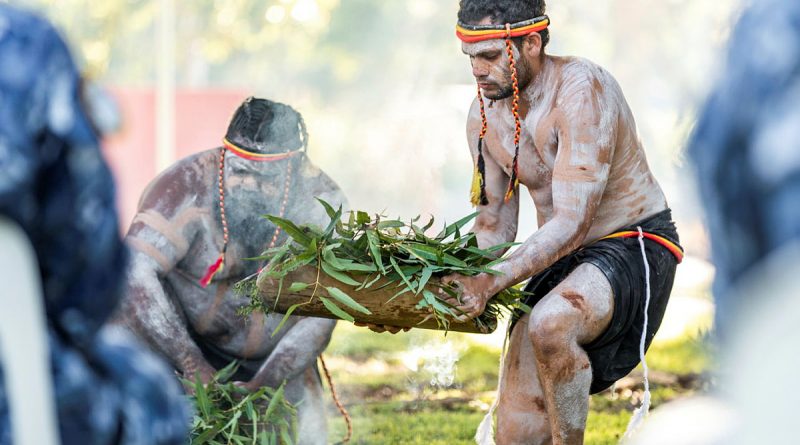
[199, 141, 300, 288]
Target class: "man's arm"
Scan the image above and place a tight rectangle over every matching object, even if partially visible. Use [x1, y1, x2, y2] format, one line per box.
[449, 72, 617, 319]
[243, 317, 336, 390]
[466, 100, 520, 255]
[118, 206, 216, 382]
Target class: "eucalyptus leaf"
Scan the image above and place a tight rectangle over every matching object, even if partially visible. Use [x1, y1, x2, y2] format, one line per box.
[422, 215, 435, 231]
[320, 261, 361, 286]
[417, 267, 434, 294]
[326, 286, 371, 314]
[376, 219, 405, 229]
[366, 229, 385, 273]
[286, 282, 310, 293]
[263, 383, 286, 421]
[441, 211, 479, 239]
[315, 197, 338, 219]
[389, 256, 415, 293]
[319, 296, 355, 322]
[264, 215, 311, 247]
[271, 303, 305, 338]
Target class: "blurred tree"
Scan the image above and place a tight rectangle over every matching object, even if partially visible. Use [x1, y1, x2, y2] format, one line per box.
[16, 1, 465, 96]
[13, 0, 743, 249]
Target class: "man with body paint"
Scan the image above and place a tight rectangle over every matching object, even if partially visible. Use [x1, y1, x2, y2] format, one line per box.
[442, 1, 682, 443]
[114, 97, 346, 443]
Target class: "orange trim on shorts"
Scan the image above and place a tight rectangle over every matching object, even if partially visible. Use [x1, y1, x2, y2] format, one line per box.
[600, 231, 684, 263]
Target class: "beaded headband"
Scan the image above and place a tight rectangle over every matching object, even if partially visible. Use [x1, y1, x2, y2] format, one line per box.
[456, 16, 550, 206]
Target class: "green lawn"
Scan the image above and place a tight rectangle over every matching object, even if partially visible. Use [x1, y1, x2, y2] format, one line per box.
[322, 322, 713, 444]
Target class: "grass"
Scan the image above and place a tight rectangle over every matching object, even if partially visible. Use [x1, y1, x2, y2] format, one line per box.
[321, 321, 713, 444]
[329, 402, 485, 445]
[644, 332, 715, 375]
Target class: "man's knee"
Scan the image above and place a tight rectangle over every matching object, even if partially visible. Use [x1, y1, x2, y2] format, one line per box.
[528, 300, 579, 357]
[496, 404, 551, 445]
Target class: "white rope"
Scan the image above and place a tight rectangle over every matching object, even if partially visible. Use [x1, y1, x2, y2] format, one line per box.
[476, 226, 656, 443]
[623, 226, 652, 440]
[475, 326, 510, 445]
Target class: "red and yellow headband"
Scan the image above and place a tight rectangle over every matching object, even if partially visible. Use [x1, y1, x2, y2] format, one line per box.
[456, 15, 550, 43]
[222, 137, 302, 162]
[459, 16, 551, 206]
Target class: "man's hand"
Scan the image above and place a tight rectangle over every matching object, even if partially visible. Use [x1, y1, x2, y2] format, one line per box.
[233, 380, 263, 393]
[184, 361, 216, 383]
[181, 361, 216, 394]
[440, 273, 494, 322]
[354, 322, 411, 334]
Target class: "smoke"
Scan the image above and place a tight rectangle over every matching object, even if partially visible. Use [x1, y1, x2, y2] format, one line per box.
[400, 340, 462, 391]
[26, 0, 745, 258]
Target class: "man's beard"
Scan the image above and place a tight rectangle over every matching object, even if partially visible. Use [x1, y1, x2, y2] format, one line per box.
[483, 83, 515, 101]
[225, 186, 287, 260]
[484, 59, 530, 101]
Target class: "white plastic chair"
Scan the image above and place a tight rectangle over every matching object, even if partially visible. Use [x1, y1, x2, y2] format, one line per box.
[0, 216, 60, 445]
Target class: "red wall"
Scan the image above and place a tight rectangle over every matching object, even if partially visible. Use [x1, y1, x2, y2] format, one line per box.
[102, 88, 248, 229]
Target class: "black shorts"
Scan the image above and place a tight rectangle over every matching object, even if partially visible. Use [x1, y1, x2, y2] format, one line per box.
[511, 209, 681, 394]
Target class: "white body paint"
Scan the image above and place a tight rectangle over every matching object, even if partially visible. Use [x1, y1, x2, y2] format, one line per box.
[113, 148, 347, 443]
[452, 18, 674, 445]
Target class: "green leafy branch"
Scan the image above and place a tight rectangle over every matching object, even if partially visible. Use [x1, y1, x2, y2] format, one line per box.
[184, 362, 297, 445]
[239, 199, 530, 333]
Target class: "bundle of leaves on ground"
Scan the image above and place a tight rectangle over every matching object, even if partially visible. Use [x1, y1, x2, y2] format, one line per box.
[239, 199, 529, 333]
[185, 362, 297, 445]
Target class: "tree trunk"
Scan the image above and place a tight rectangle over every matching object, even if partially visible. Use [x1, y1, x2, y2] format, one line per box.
[256, 266, 496, 334]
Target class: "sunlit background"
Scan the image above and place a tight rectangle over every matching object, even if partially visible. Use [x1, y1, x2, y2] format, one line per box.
[8, 0, 746, 441]
[15, 0, 743, 337]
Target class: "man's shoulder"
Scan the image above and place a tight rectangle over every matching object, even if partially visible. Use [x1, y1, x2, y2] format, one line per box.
[296, 156, 347, 205]
[137, 149, 217, 211]
[163, 149, 216, 180]
[557, 55, 602, 69]
[299, 156, 343, 190]
[550, 56, 622, 105]
[554, 56, 613, 87]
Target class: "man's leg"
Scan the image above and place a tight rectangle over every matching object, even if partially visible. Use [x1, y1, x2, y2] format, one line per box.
[496, 314, 552, 445]
[528, 263, 614, 445]
[289, 366, 327, 445]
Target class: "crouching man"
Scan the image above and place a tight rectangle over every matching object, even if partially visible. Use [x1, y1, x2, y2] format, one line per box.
[445, 2, 682, 444]
[115, 97, 346, 443]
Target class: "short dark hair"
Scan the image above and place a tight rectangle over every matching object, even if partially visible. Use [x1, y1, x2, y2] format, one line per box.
[225, 97, 308, 153]
[457, 0, 549, 47]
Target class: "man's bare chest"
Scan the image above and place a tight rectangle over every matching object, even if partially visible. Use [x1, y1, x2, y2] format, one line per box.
[485, 115, 558, 191]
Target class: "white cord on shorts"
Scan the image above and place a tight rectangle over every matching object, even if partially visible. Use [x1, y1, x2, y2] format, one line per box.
[475, 327, 510, 445]
[476, 226, 655, 443]
[623, 226, 652, 439]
